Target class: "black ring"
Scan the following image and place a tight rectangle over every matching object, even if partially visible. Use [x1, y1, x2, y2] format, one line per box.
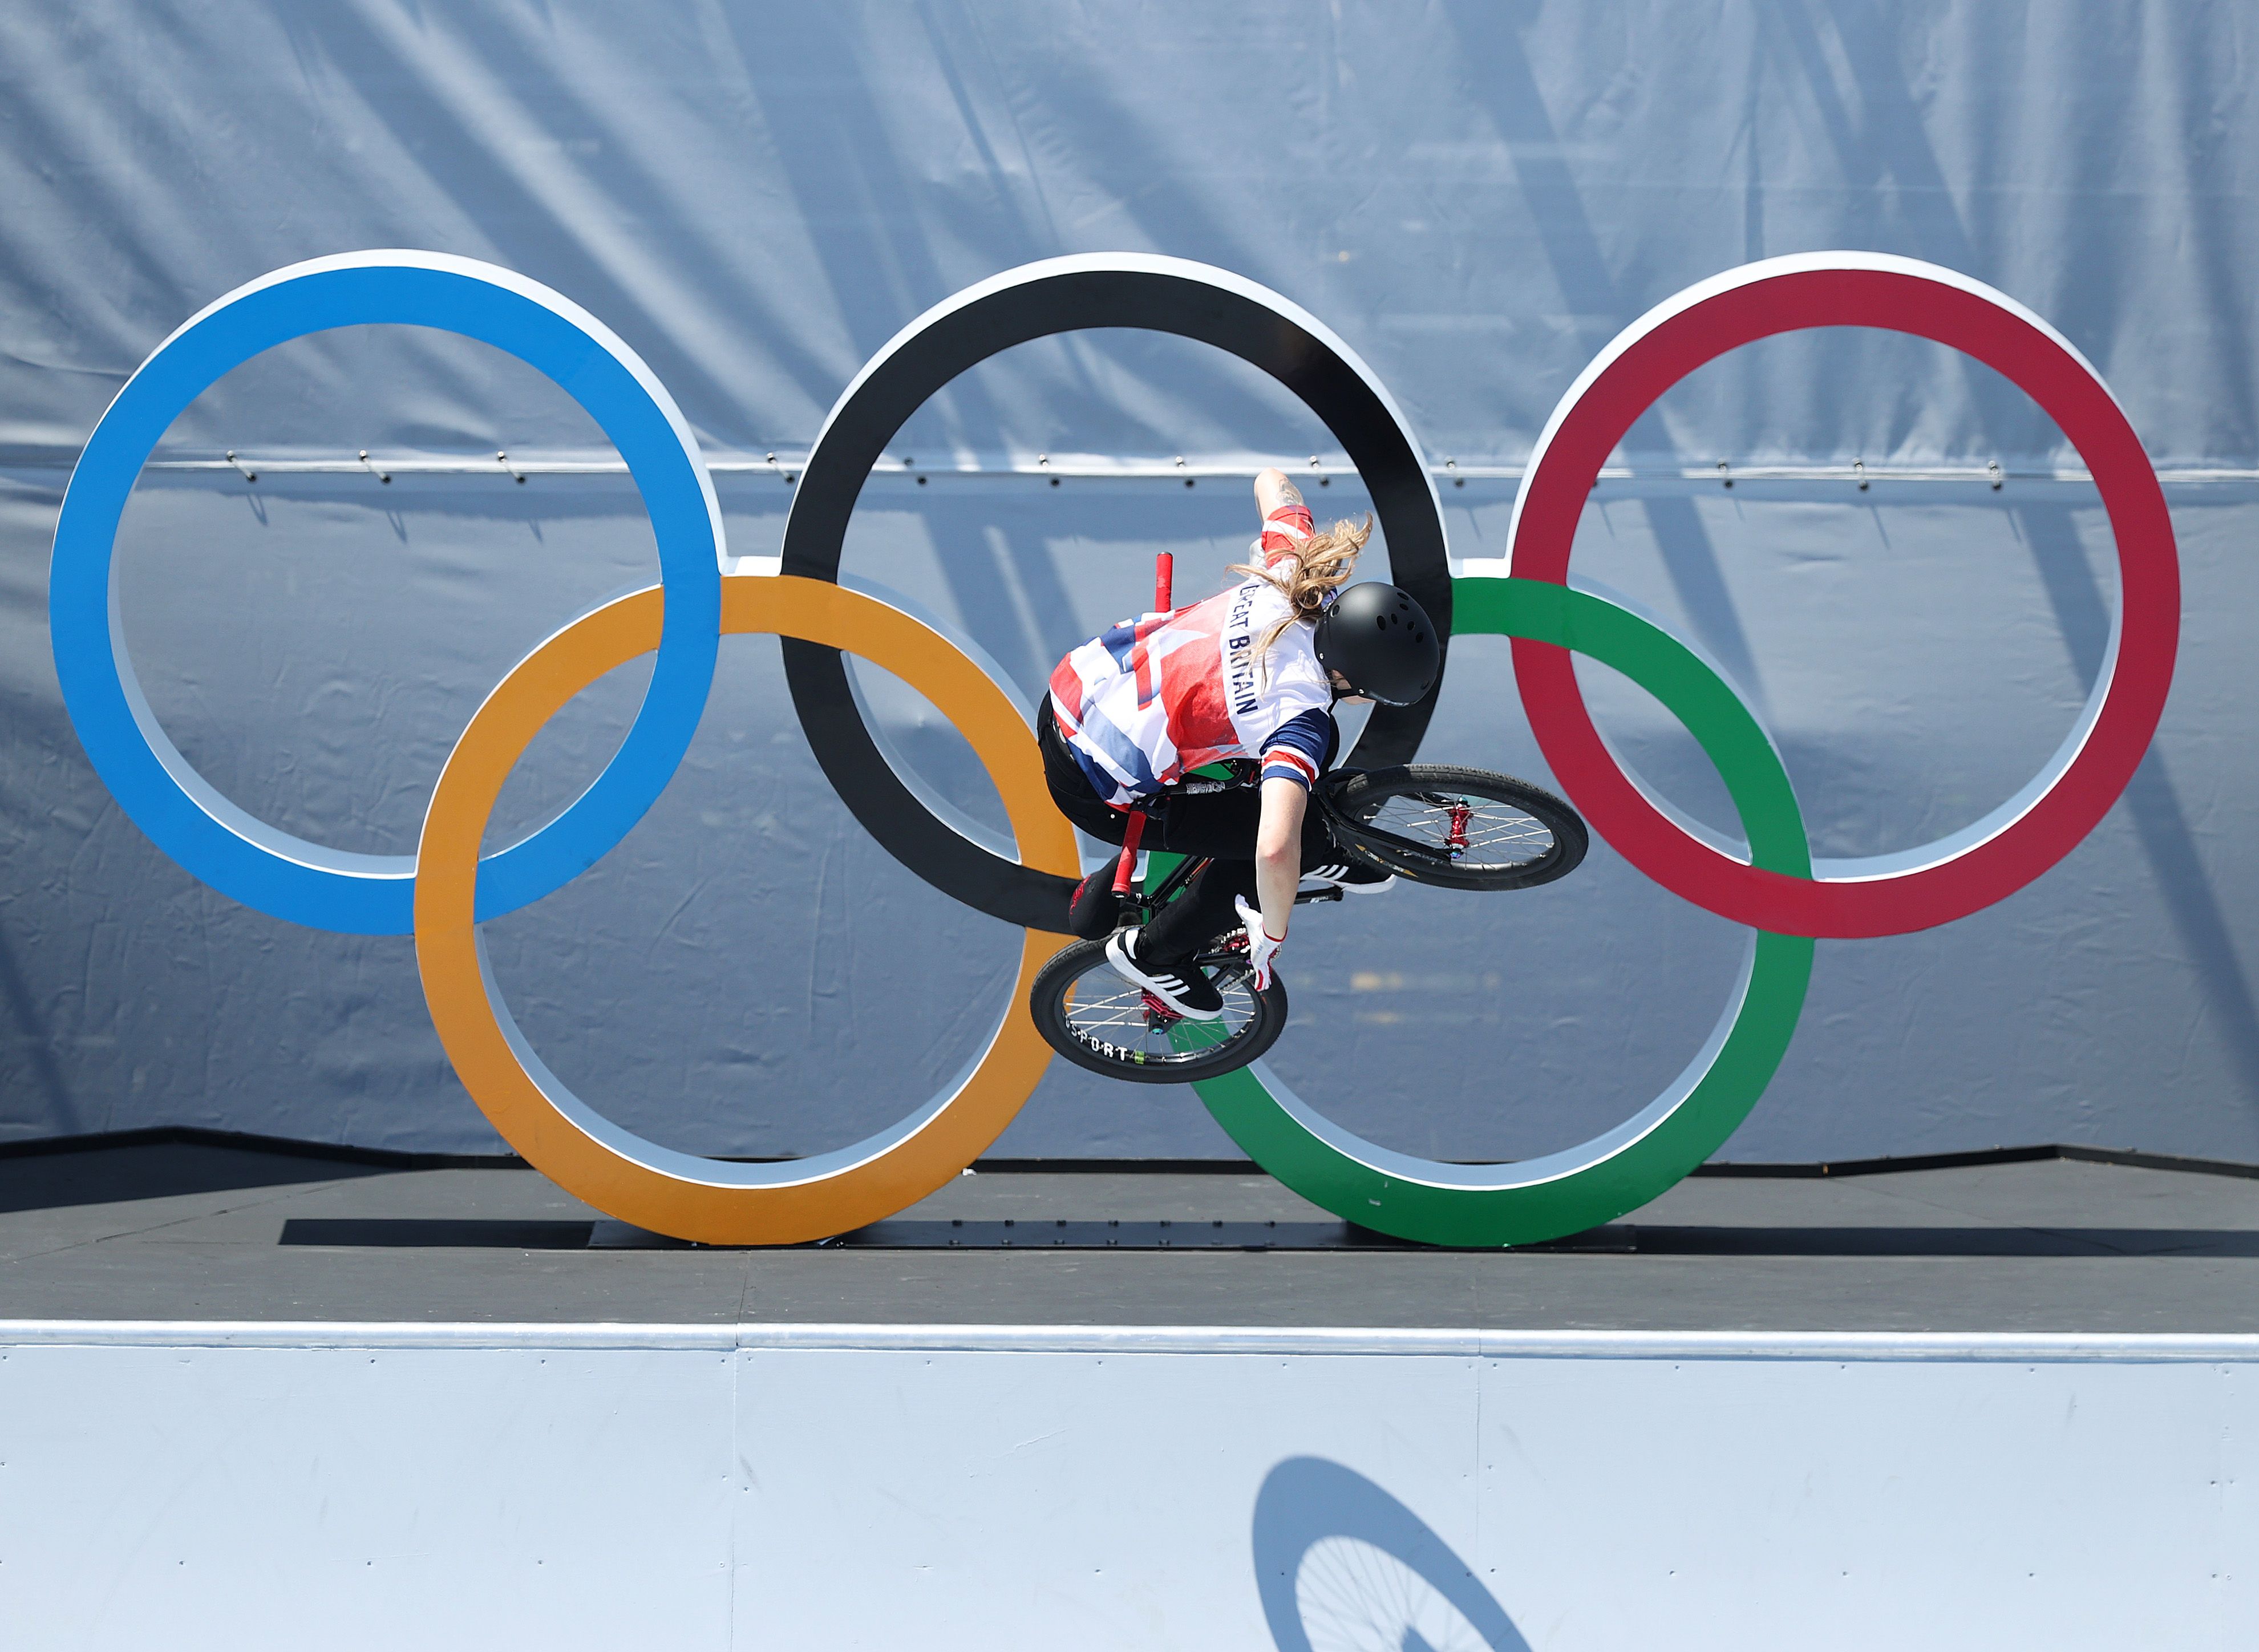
[779, 257, 1453, 929]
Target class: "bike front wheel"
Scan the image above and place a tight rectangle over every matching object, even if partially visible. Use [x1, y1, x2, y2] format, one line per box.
[1321, 764, 1589, 892]
[1029, 937, 1288, 1084]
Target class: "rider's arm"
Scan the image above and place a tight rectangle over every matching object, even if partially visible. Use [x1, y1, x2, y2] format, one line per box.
[1252, 705, 1330, 940]
[1254, 777, 1306, 941]
[1254, 466, 1303, 520]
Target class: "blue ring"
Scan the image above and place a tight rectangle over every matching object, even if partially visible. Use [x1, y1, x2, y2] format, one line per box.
[48, 257, 722, 934]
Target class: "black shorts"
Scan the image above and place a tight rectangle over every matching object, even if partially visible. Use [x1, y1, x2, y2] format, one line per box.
[1036, 695, 1339, 866]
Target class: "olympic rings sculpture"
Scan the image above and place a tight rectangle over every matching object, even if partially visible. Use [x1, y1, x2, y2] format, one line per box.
[50, 249, 2178, 1247]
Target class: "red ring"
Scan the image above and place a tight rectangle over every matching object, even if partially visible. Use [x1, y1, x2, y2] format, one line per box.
[1509, 257, 2179, 939]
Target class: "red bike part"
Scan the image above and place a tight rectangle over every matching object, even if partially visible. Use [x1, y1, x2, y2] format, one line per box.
[1111, 808, 1148, 899]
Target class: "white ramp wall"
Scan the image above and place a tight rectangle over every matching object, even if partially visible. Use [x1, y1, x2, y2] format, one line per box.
[2, 1323, 2250, 1650]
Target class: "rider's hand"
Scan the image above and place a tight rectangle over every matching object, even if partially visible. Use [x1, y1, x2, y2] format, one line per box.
[1235, 895, 1285, 991]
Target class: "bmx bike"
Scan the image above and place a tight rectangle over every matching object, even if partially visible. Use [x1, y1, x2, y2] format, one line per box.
[1030, 763, 1589, 1083]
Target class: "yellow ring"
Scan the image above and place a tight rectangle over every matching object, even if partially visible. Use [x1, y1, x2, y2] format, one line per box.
[412, 574, 1078, 1245]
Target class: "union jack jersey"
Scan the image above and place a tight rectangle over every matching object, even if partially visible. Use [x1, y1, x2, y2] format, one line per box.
[1048, 507, 1337, 808]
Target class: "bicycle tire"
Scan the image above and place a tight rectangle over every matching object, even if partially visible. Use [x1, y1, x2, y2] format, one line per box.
[1320, 764, 1588, 892]
[1029, 936, 1289, 1084]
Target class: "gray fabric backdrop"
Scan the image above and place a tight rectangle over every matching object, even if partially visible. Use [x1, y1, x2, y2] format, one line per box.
[3, 2, 2256, 1163]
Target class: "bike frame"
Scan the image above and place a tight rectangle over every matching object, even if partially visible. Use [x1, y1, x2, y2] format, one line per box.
[1107, 764, 1347, 937]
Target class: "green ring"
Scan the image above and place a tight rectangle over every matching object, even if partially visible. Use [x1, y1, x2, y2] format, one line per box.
[1193, 577, 1816, 1248]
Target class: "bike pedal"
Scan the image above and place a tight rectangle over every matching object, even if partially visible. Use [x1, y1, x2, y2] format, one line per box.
[1139, 990, 1184, 1025]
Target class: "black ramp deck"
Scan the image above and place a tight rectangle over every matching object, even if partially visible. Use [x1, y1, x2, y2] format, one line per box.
[4, 1139, 2258, 1333]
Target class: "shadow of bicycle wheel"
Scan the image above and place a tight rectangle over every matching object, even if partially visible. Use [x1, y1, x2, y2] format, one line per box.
[1252, 1455, 1531, 1651]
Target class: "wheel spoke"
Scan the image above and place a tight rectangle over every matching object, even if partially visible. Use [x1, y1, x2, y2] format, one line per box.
[1061, 957, 1261, 1068]
[1363, 793, 1554, 867]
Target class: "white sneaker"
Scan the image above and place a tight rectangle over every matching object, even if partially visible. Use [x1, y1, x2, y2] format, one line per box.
[1103, 927, 1224, 1020]
[1299, 862, 1397, 895]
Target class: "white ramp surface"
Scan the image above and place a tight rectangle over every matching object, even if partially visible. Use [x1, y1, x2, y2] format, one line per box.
[2, 1323, 2250, 1650]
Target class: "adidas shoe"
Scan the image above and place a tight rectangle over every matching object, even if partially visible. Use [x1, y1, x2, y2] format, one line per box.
[1104, 926, 1224, 1020]
[1299, 861, 1397, 895]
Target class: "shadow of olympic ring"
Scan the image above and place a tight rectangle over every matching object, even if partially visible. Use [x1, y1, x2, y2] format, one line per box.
[48, 249, 2177, 1246]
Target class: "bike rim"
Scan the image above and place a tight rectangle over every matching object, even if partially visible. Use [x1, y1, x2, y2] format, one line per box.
[1358, 791, 1556, 872]
[1062, 958, 1263, 1068]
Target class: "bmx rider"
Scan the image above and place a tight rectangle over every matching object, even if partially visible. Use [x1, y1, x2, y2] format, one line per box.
[1036, 465, 1440, 1019]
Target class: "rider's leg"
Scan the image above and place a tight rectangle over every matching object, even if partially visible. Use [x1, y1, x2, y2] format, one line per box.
[1040, 700, 1159, 937]
[1040, 695, 1360, 960]
[1038, 697, 1132, 843]
[1138, 859, 1259, 961]
[1137, 788, 1337, 961]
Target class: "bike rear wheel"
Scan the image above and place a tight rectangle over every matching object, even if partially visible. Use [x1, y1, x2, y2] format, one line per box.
[1321, 764, 1588, 892]
[1030, 936, 1288, 1084]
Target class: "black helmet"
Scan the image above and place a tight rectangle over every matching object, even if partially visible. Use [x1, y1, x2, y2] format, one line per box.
[1314, 582, 1439, 706]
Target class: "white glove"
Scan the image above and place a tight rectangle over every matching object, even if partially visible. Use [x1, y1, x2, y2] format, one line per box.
[1234, 895, 1285, 991]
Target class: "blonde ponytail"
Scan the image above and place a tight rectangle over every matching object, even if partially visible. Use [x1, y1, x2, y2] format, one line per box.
[1229, 514, 1371, 673]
